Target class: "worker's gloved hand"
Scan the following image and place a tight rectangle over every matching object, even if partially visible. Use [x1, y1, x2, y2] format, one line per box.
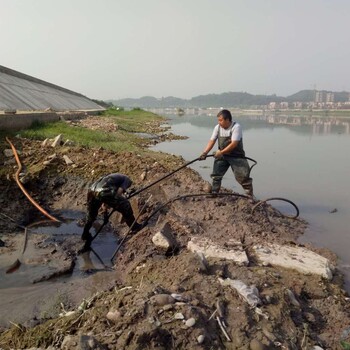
[214, 150, 223, 159]
[199, 152, 207, 161]
[116, 187, 124, 196]
[125, 187, 137, 198]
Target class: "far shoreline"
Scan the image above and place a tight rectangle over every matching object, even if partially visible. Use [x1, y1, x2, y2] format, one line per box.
[145, 107, 350, 118]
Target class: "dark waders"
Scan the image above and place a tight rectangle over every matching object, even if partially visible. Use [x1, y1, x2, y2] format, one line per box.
[211, 133, 253, 195]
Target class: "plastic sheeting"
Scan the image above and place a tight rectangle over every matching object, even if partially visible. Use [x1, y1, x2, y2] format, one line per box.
[0, 65, 103, 112]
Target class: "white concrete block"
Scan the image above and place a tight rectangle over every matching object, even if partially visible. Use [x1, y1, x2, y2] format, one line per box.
[187, 237, 249, 266]
[253, 243, 333, 280]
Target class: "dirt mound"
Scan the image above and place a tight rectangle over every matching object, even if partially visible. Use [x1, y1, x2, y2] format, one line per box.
[1, 135, 350, 349]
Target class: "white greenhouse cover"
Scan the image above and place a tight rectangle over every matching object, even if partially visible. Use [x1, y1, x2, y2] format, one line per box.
[0, 65, 103, 112]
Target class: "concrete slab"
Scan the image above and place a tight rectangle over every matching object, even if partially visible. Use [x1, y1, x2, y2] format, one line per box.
[253, 243, 334, 280]
[187, 237, 249, 266]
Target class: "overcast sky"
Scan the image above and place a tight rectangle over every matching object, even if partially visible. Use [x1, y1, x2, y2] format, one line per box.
[2, 0, 350, 100]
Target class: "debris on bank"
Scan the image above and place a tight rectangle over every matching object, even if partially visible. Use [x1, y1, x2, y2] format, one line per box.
[1, 118, 350, 350]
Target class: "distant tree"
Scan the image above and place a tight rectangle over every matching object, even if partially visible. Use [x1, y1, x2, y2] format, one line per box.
[91, 99, 114, 108]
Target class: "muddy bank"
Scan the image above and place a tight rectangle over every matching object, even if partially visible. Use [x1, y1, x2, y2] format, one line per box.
[1, 116, 350, 349]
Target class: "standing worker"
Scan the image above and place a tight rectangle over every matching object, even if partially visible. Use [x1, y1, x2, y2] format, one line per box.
[199, 109, 253, 196]
[82, 173, 144, 246]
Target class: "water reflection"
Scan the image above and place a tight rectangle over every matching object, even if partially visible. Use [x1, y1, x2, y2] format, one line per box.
[151, 111, 350, 291]
[249, 115, 350, 135]
[157, 112, 350, 136]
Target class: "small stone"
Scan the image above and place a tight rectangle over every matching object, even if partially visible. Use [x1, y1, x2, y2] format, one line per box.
[185, 317, 196, 327]
[150, 294, 175, 306]
[174, 313, 184, 320]
[63, 139, 75, 146]
[106, 309, 121, 322]
[264, 295, 272, 304]
[3, 149, 14, 157]
[286, 289, 300, 307]
[171, 293, 185, 301]
[48, 153, 57, 159]
[140, 170, 147, 181]
[63, 155, 74, 165]
[197, 335, 205, 344]
[163, 304, 174, 311]
[51, 134, 63, 147]
[304, 312, 316, 323]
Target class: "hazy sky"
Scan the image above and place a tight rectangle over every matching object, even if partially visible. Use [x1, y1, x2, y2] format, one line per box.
[2, 0, 350, 100]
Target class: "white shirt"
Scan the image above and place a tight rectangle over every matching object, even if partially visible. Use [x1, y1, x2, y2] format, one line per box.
[210, 122, 242, 142]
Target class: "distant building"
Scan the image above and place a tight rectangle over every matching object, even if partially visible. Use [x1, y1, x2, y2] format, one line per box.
[293, 102, 303, 109]
[315, 91, 325, 103]
[326, 92, 334, 103]
[268, 102, 277, 109]
[314, 90, 334, 104]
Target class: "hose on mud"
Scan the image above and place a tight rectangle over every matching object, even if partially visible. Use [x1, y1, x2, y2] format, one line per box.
[143, 192, 300, 225]
[5, 137, 60, 222]
[251, 197, 299, 219]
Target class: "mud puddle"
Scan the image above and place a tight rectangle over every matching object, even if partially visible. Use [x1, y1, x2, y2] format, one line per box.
[0, 210, 122, 327]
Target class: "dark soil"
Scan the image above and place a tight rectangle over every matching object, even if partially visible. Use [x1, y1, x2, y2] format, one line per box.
[1, 117, 350, 350]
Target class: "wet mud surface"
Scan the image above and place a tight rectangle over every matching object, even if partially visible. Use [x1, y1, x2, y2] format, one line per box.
[1, 117, 350, 349]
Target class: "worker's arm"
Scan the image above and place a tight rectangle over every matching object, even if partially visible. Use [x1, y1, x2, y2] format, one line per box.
[199, 139, 216, 160]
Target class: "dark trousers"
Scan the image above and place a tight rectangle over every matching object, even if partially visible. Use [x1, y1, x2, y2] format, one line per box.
[83, 192, 136, 237]
[211, 157, 253, 195]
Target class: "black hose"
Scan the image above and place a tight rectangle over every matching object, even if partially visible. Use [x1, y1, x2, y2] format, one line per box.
[145, 192, 299, 223]
[251, 197, 299, 219]
[128, 153, 257, 199]
[144, 192, 299, 224]
[128, 156, 213, 199]
[221, 154, 257, 177]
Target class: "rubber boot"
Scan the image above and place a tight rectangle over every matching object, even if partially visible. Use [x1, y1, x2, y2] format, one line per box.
[79, 231, 93, 254]
[243, 183, 253, 197]
[81, 230, 92, 243]
[211, 180, 221, 194]
[244, 188, 253, 197]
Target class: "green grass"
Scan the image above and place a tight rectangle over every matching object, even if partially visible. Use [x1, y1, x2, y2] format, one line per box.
[13, 108, 164, 152]
[102, 108, 163, 132]
[21, 121, 137, 152]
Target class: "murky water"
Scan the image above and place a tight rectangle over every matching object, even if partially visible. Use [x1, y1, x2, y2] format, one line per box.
[152, 111, 350, 289]
[0, 210, 121, 327]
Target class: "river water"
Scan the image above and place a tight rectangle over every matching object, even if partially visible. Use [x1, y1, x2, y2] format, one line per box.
[151, 111, 350, 289]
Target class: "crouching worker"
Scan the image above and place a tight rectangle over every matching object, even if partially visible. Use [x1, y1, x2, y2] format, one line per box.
[82, 173, 144, 246]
